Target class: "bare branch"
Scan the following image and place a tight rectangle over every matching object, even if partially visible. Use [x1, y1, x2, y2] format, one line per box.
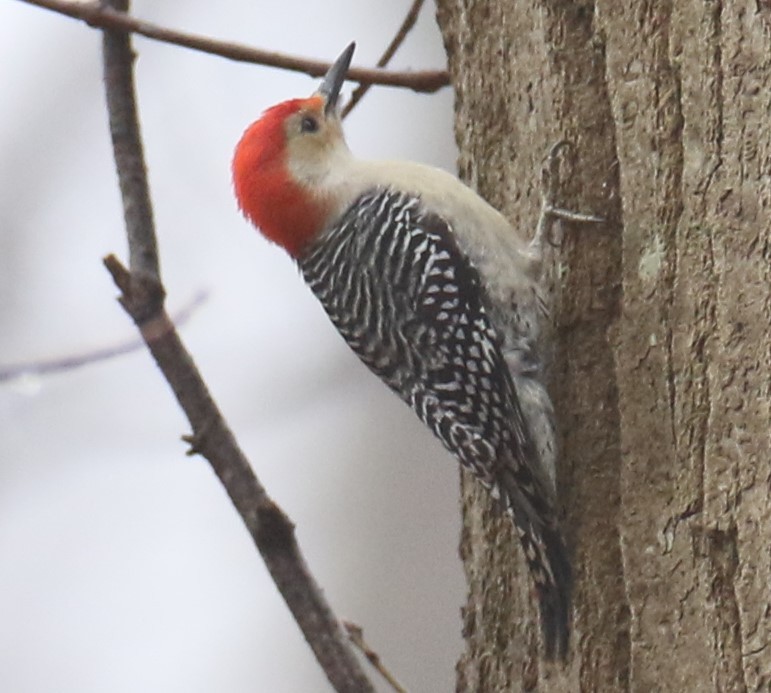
[16, 0, 449, 93]
[342, 0, 425, 119]
[98, 2, 375, 690]
[344, 621, 409, 693]
[0, 292, 206, 383]
[102, 0, 161, 310]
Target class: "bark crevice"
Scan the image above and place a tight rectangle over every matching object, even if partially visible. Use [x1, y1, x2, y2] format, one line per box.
[438, 0, 770, 690]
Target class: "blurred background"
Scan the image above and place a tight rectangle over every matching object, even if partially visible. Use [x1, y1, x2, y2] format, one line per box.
[0, 1, 464, 691]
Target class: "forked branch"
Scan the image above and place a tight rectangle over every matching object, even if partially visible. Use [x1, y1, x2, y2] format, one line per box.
[98, 1, 374, 690]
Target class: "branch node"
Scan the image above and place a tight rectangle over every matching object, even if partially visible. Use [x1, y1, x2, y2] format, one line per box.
[181, 432, 202, 457]
[103, 252, 131, 291]
[103, 254, 166, 324]
[181, 416, 218, 457]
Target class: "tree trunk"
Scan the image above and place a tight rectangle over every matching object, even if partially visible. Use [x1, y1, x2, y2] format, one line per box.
[434, 1, 771, 690]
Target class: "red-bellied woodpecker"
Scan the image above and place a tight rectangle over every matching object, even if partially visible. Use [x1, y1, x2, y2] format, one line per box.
[233, 43, 599, 660]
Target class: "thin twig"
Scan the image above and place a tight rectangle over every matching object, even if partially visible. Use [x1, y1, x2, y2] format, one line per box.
[0, 291, 206, 383]
[341, 0, 425, 119]
[99, 2, 375, 691]
[343, 621, 409, 693]
[16, 0, 448, 93]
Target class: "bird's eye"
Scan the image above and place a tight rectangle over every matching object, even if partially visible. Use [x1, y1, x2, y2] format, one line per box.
[300, 115, 319, 133]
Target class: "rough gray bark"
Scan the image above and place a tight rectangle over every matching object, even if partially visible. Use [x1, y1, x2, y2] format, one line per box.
[435, 1, 771, 690]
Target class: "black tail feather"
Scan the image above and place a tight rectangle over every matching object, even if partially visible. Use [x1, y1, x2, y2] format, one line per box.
[533, 524, 572, 660]
[498, 471, 573, 659]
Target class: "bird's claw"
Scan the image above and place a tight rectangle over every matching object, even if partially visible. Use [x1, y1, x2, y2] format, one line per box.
[535, 140, 604, 248]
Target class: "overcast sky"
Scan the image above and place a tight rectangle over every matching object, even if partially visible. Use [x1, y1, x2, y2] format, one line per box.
[0, 1, 465, 692]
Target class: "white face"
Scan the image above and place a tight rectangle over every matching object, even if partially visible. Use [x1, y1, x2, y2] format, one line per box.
[283, 99, 350, 190]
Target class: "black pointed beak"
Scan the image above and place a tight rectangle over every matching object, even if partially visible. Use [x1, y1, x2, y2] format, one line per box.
[318, 42, 355, 116]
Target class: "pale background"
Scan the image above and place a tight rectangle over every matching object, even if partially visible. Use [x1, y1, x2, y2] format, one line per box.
[0, 1, 465, 691]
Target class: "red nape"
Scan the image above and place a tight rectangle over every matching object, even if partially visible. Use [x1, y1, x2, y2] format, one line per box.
[232, 98, 331, 258]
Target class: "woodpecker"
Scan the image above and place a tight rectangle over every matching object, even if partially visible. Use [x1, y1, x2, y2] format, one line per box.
[233, 43, 591, 660]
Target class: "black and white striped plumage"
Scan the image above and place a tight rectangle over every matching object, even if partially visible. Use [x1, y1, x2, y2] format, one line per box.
[299, 188, 571, 659]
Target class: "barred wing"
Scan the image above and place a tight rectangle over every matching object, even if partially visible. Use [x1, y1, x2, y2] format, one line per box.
[299, 188, 571, 658]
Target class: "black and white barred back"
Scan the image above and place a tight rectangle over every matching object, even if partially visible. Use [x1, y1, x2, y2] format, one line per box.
[299, 188, 572, 659]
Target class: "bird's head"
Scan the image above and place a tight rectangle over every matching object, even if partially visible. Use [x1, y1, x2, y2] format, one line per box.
[232, 43, 355, 257]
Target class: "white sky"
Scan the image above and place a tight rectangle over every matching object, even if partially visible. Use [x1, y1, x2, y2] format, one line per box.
[0, 1, 464, 692]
